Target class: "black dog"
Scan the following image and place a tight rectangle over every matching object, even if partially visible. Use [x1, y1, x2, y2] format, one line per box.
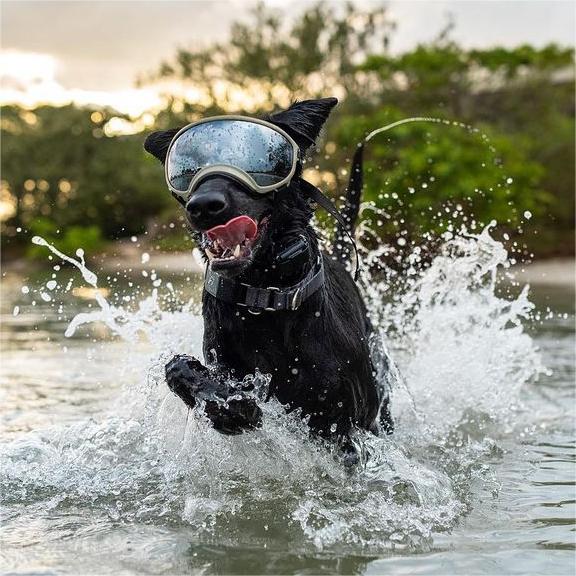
[144, 97, 393, 454]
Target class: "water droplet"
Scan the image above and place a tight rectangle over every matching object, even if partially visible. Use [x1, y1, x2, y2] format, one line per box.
[141, 252, 150, 264]
[21, 286, 29, 294]
[12, 306, 19, 316]
[31, 236, 46, 246]
[523, 211, 532, 220]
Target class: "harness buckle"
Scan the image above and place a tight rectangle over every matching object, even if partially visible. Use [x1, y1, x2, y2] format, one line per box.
[246, 286, 280, 314]
[265, 286, 280, 312]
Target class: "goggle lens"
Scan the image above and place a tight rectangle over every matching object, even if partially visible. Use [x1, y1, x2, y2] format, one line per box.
[166, 119, 295, 194]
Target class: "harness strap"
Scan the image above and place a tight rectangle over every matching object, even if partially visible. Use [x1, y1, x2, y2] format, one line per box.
[204, 257, 325, 312]
[298, 179, 361, 280]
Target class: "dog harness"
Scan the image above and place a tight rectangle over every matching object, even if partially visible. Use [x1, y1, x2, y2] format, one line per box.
[204, 256, 325, 313]
[201, 178, 361, 312]
[202, 178, 362, 313]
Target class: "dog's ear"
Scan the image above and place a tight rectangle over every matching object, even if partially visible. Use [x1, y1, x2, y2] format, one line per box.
[144, 128, 181, 164]
[268, 97, 338, 153]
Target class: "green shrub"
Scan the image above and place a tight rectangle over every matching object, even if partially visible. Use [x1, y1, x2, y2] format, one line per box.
[26, 218, 106, 261]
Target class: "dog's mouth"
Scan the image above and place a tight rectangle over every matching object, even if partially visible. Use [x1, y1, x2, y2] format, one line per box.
[202, 215, 269, 271]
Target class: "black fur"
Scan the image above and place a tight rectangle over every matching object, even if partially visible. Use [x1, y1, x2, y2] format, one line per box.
[144, 98, 393, 453]
[268, 97, 338, 150]
[144, 127, 180, 163]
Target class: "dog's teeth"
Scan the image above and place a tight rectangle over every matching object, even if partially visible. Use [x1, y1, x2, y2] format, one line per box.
[206, 248, 215, 260]
[234, 244, 241, 257]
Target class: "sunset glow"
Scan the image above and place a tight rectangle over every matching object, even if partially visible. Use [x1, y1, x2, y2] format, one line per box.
[0, 50, 162, 117]
[0, 49, 276, 122]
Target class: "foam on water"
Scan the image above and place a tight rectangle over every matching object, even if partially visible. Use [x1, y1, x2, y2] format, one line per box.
[1, 225, 546, 553]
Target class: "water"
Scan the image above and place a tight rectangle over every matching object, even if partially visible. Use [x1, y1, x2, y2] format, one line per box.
[0, 228, 574, 575]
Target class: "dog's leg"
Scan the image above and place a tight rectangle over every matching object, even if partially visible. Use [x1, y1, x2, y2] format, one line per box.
[165, 354, 262, 435]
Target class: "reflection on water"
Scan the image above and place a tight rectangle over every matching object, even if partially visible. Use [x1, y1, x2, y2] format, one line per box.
[0, 231, 574, 575]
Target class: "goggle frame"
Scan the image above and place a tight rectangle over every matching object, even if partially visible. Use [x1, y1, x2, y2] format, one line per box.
[164, 115, 301, 200]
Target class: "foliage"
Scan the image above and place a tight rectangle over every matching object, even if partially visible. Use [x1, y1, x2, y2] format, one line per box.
[332, 109, 548, 246]
[148, 1, 393, 120]
[356, 32, 574, 255]
[25, 217, 105, 261]
[1, 2, 574, 261]
[148, 3, 573, 256]
[1, 105, 169, 243]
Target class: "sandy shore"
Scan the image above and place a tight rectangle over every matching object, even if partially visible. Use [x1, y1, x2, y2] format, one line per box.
[100, 248, 575, 288]
[507, 259, 575, 288]
[100, 250, 204, 276]
[4, 242, 573, 289]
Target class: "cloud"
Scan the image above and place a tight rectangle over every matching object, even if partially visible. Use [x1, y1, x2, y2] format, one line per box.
[387, 0, 575, 53]
[0, 49, 161, 115]
[0, 50, 58, 90]
[1, 0, 241, 90]
[1, 0, 573, 114]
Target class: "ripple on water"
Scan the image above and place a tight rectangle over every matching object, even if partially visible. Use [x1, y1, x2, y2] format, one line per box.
[0, 227, 574, 575]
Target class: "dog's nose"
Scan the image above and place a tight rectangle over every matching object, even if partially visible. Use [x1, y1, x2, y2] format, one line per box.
[186, 188, 228, 222]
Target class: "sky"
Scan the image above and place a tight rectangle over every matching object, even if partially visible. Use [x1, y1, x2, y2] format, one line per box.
[1, 0, 574, 115]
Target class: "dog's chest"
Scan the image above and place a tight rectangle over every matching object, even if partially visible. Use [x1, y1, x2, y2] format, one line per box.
[203, 306, 324, 385]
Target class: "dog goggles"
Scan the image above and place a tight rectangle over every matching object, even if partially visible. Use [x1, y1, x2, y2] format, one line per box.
[165, 116, 300, 199]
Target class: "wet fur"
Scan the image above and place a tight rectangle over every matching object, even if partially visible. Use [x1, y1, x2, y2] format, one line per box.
[145, 98, 393, 451]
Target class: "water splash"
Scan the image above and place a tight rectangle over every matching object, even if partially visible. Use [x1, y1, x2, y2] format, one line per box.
[1, 226, 545, 552]
[32, 235, 168, 342]
[32, 236, 97, 286]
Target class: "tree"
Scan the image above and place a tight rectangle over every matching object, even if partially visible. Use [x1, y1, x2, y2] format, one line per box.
[1, 105, 170, 253]
[147, 1, 394, 119]
[360, 36, 575, 255]
[147, 4, 573, 257]
[2, 3, 573, 260]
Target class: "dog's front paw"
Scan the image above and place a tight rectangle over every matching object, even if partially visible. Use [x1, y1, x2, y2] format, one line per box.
[166, 354, 207, 377]
[165, 354, 228, 407]
[165, 354, 206, 407]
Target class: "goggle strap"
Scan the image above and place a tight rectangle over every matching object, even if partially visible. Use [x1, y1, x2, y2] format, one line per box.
[171, 191, 186, 206]
[299, 179, 361, 281]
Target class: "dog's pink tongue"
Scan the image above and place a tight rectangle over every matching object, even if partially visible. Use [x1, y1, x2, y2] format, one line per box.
[206, 215, 258, 249]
